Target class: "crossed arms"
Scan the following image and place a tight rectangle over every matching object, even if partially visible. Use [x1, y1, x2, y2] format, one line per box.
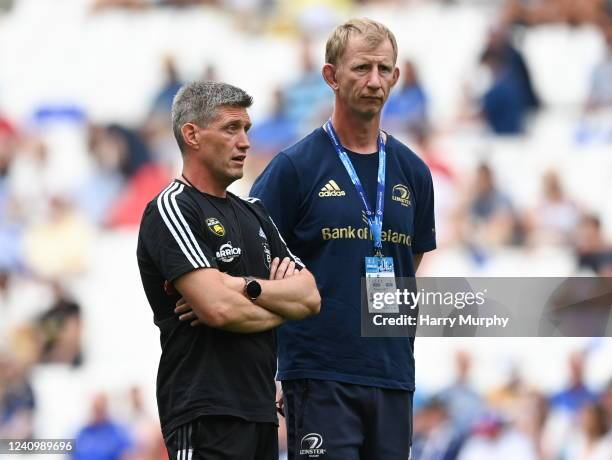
[173, 253, 423, 333]
[173, 257, 321, 333]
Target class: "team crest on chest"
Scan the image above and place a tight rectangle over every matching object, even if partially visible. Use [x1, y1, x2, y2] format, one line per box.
[392, 184, 411, 207]
[205, 217, 225, 237]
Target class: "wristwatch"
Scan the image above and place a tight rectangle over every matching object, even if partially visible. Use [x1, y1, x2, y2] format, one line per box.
[243, 277, 262, 300]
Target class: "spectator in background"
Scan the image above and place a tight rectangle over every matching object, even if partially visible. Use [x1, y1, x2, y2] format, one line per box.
[574, 214, 612, 274]
[413, 124, 454, 183]
[22, 195, 94, 277]
[36, 284, 83, 366]
[104, 160, 170, 228]
[488, 369, 550, 458]
[7, 136, 54, 223]
[284, 38, 332, 131]
[438, 351, 484, 434]
[123, 386, 166, 460]
[104, 125, 151, 179]
[0, 351, 35, 439]
[586, 16, 612, 112]
[382, 60, 428, 136]
[487, 364, 525, 418]
[479, 46, 529, 135]
[550, 352, 597, 414]
[249, 88, 298, 157]
[456, 164, 520, 258]
[150, 56, 184, 117]
[543, 351, 600, 458]
[523, 170, 579, 246]
[563, 403, 612, 460]
[87, 123, 152, 184]
[520, 390, 550, 459]
[457, 412, 538, 460]
[73, 393, 134, 460]
[468, 25, 540, 136]
[484, 28, 540, 111]
[87, 123, 169, 228]
[411, 397, 464, 460]
[74, 124, 125, 225]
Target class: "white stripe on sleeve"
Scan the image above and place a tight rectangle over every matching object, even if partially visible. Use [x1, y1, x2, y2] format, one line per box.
[170, 184, 210, 267]
[157, 183, 205, 269]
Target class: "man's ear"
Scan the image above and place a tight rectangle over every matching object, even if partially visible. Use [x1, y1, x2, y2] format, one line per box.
[391, 66, 400, 88]
[322, 63, 339, 91]
[181, 123, 200, 150]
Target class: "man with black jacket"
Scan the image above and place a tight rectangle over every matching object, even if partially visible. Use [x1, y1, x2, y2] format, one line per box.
[136, 81, 320, 460]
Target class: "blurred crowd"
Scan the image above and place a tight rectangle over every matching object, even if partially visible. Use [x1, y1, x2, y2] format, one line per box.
[411, 349, 612, 460]
[0, 0, 612, 459]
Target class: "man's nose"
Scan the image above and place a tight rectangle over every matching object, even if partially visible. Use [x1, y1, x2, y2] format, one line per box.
[237, 129, 250, 151]
[366, 68, 383, 89]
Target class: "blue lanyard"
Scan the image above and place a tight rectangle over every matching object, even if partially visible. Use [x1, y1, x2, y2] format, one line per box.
[324, 120, 386, 255]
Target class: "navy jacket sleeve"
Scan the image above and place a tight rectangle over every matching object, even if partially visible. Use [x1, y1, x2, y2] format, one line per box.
[412, 166, 436, 254]
[250, 152, 301, 244]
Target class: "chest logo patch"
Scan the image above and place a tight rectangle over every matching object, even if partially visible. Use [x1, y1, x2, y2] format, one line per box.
[206, 217, 225, 237]
[392, 184, 411, 207]
[319, 179, 346, 198]
[216, 241, 242, 263]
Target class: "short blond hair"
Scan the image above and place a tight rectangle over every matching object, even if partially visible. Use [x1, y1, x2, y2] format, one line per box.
[325, 18, 398, 66]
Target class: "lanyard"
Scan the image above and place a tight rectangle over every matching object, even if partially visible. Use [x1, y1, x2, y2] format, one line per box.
[323, 120, 387, 256]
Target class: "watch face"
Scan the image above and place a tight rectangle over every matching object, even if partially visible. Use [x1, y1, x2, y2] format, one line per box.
[247, 280, 262, 299]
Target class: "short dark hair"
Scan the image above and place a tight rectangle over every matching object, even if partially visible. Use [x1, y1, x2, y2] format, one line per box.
[171, 81, 253, 153]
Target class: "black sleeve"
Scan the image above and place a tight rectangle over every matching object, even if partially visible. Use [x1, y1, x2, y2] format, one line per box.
[241, 196, 305, 269]
[141, 185, 218, 282]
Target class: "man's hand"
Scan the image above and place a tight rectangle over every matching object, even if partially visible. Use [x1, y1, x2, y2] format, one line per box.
[269, 256, 299, 280]
[276, 388, 285, 417]
[175, 297, 202, 327]
[175, 257, 298, 326]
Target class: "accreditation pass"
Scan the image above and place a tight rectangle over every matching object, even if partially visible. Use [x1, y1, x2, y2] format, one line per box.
[365, 256, 399, 313]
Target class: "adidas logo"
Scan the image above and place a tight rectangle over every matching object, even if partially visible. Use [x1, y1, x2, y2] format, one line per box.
[319, 180, 346, 197]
